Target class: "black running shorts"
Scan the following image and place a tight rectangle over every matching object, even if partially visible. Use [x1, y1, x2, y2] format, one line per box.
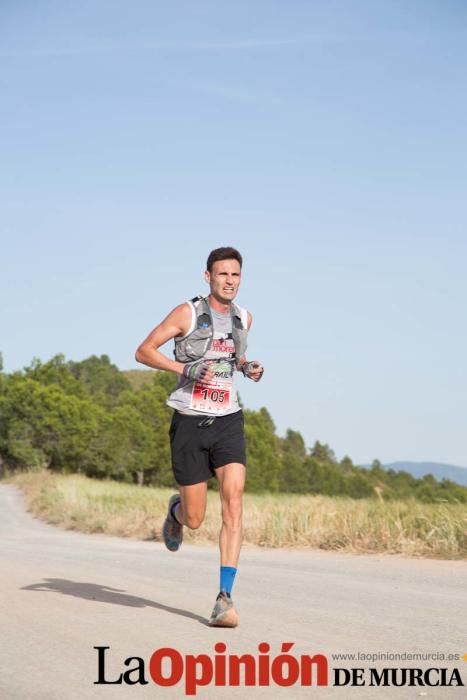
[169, 410, 246, 486]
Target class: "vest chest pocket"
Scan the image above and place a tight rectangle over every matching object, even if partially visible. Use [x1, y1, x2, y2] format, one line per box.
[182, 327, 212, 361]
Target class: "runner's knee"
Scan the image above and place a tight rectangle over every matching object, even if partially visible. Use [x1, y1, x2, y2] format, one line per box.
[184, 511, 204, 529]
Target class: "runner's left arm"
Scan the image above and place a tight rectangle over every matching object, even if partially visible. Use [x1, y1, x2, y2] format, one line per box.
[237, 312, 264, 382]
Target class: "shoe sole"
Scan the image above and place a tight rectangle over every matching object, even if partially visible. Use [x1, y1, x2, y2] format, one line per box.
[162, 529, 180, 552]
[162, 495, 182, 552]
[209, 607, 239, 628]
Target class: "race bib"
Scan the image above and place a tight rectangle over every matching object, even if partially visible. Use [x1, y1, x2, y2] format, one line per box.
[190, 359, 234, 414]
[190, 379, 231, 414]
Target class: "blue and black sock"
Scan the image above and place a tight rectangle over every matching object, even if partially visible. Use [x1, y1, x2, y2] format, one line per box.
[220, 566, 237, 596]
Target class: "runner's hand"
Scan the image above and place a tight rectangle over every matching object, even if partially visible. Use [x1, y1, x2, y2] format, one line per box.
[182, 360, 214, 384]
[241, 361, 264, 382]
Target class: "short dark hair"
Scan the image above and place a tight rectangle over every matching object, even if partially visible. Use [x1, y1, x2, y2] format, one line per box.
[206, 246, 243, 273]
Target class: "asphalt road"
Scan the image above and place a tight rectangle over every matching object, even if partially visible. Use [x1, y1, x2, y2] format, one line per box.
[0, 483, 466, 700]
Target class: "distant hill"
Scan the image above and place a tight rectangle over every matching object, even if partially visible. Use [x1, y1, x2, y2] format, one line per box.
[362, 461, 467, 487]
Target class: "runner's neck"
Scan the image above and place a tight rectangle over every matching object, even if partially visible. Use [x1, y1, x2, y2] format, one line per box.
[207, 294, 230, 315]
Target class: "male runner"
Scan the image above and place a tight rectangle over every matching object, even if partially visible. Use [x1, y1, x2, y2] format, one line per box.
[135, 246, 263, 627]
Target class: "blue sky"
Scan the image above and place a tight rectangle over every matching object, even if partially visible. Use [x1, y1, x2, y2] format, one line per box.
[1, 1, 466, 467]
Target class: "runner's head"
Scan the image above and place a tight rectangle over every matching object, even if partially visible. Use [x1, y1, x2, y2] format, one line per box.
[205, 247, 242, 304]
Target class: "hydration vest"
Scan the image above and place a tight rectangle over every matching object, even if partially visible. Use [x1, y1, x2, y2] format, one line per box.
[174, 296, 248, 364]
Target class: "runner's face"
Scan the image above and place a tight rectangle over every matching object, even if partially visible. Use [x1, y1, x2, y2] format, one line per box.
[205, 259, 242, 304]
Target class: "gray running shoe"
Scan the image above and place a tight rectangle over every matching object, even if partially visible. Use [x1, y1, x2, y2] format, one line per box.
[162, 494, 183, 552]
[209, 591, 239, 627]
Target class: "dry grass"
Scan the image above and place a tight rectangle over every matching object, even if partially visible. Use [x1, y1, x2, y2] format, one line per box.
[9, 471, 467, 559]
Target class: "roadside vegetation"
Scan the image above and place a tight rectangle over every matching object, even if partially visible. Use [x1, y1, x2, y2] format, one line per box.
[1, 353, 466, 558]
[9, 471, 467, 559]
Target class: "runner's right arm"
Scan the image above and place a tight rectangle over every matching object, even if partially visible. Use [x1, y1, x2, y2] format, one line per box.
[135, 304, 190, 375]
[135, 304, 215, 384]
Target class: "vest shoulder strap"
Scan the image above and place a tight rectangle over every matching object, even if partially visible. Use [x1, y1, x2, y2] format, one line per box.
[232, 302, 248, 329]
[187, 296, 247, 330]
[182, 295, 211, 338]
